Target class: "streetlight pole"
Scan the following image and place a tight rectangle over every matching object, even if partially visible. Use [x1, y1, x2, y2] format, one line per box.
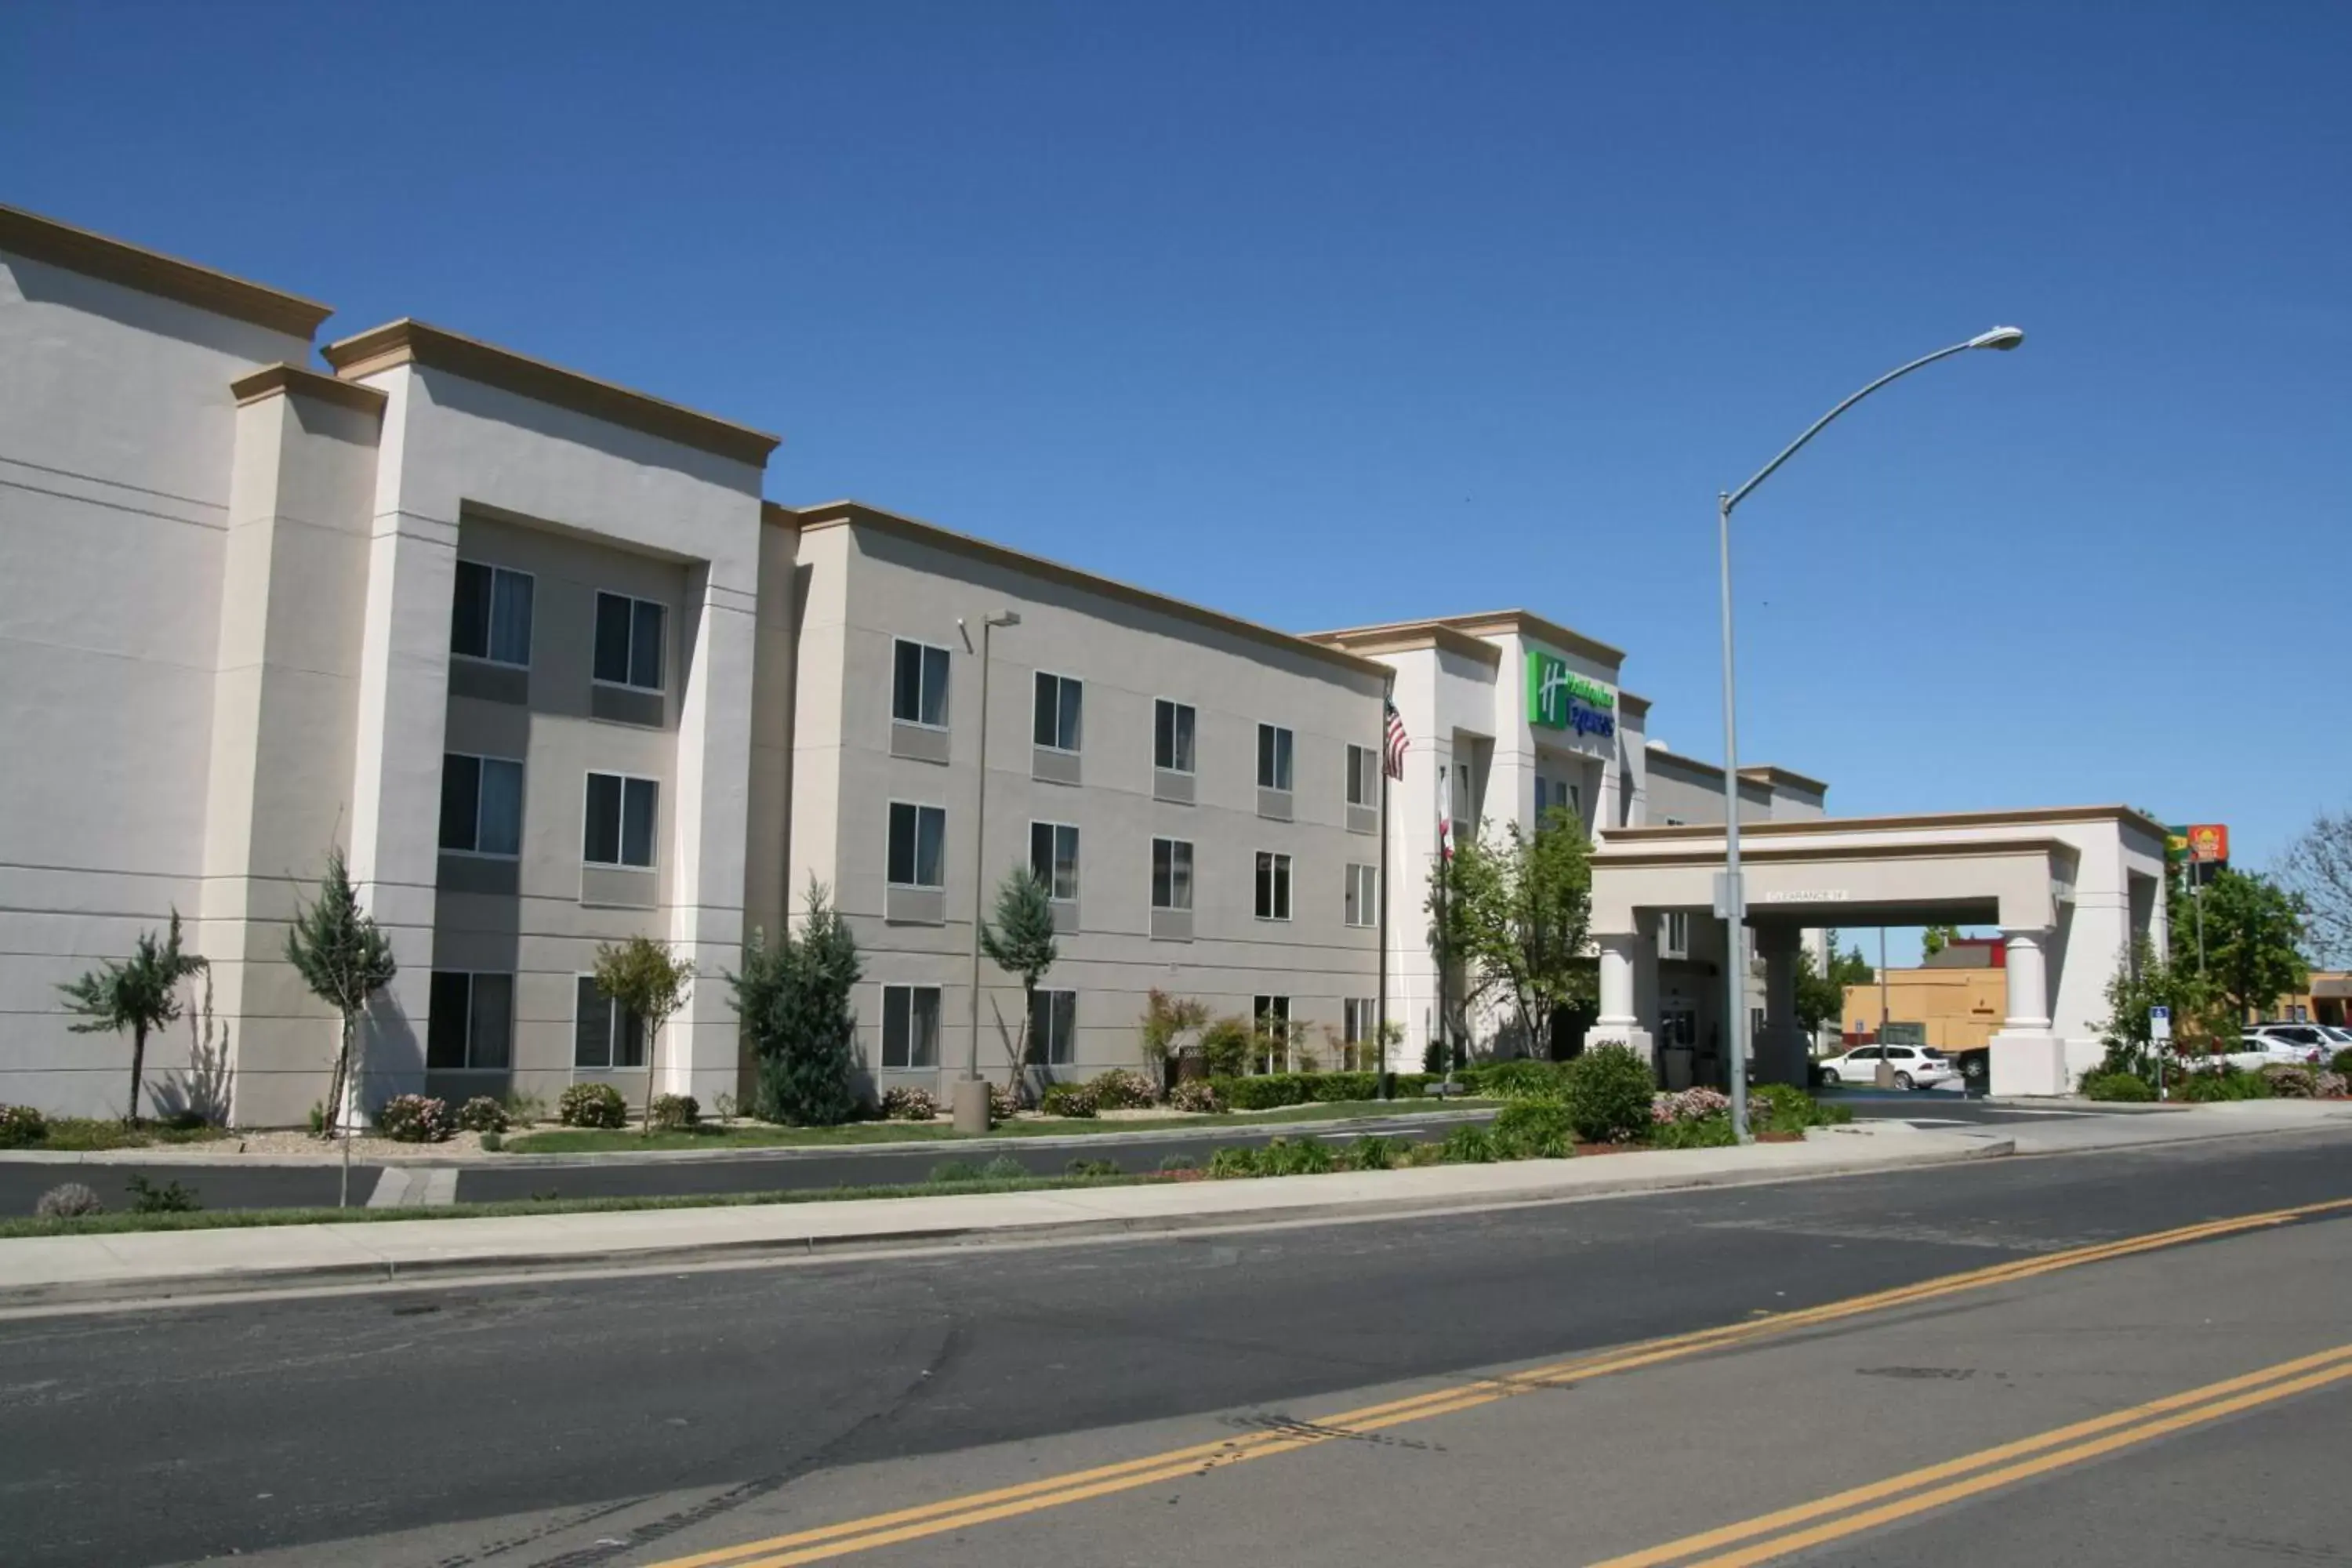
[955, 609, 1021, 1134]
[1716, 326, 2024, 1142]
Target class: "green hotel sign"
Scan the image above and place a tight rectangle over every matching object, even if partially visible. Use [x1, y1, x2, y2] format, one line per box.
[1526, 650, 1617, 738]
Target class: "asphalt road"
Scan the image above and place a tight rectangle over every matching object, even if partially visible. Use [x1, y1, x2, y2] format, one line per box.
[0, 1094, 2099, 1215]
[2, 1127, 2347, 1566]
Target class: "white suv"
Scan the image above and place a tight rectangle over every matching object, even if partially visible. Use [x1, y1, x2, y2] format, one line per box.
[1817, 1045, 1960, 1091]
[2234, 1024, 2336, 1067]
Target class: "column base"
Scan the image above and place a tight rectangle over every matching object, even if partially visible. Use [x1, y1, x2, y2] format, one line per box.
[1753, 1025, 1813, 1089]
[1988, 1029, 2067, 1097]
[1584, 1025, 1657, 1067]
[949, 1078, 993, 1134]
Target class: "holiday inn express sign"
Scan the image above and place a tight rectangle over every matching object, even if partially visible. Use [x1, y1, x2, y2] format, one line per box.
[1526, 649, 1616, 739]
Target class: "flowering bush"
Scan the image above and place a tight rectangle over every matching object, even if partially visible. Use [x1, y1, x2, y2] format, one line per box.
[456, 1096, 510, 1134]
[1167, 1078, 1220, 1113]
[880, 1086, 938, 1122]
[0, 1104, 47, 1149]
[2318, 1071, 2348, 1099]
[376, 1094, 452, 1143]
[649, 1093, 700, 1130]
[1652, 1087, 1731, 1125]
[1038, 1081, 1098, 1118]
[2260, 1065, 2317, 1099]
[35, 1181, 103, 1218]
[1086, 1069, 1159, 1110]
[988, 1082, 1019, 1121]
[558, 1082, 629, 1128]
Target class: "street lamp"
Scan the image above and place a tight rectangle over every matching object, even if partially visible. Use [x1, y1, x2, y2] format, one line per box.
[954, 609, 1022, 1134]
[1716, 327, 2024, 1142]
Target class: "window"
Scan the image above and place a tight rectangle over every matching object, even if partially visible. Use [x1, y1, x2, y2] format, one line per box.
[450, 561, 534, 666]
[1663, 911, 1690, 957]
[593, 591, 666, 691]
[583, 772, 658, 867]
[1152, 837, 1193, 910]
[1029, 822, 1080, 901]
[880, 985, 941, 1069]
[573, 976, 645, 1068]
[1033, 672, 1083, 751]
[892, 638, 950, 728]
[1257, 724, 1294, 790]
[1027, 989, 1077, 1066]
[1346, 744, 1380, 808]
[1345, 863, 1378, 927]
[1254, 851, 1292, 920]
[439, 753, 524, 856]
[1343, 997, 1376, 1047]
[427, 972, 513, 1070]
[887, 801, 947, 887]
[1253, 995, 1290, 1029]
[1253, 995, 1293, 1071]
[1154, 699, 1196, 773]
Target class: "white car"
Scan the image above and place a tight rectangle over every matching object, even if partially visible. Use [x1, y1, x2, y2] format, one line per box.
[1816, 1045, 1960, 1091]
[2227, 1025, 2335, 1069]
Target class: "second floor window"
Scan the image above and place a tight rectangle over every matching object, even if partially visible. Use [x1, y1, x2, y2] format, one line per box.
[450, 561, 533, 666]
[583, 772, 658, 867]
[1029, 822, 1080, 901]
[1154, 699, 1196, 773]
[1346, 744, 1379, 808]
[1344, 863, 1378, 927]
[892, 638, 950, 727]
[1152, 837, 1193, 910]
[593, 591, 666, 691]
[1664, 910, 1690, 957]
[1257, 724, 1294, 791]
[438, 753, 523, 856]
[1033, 671, 1083, 751]
[887, 801, 946, 887]
[1254, 851, 1292, 920]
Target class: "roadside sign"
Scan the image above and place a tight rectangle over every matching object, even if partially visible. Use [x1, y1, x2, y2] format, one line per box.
[2187, 825, 2230, 865]
[2151, 1006, 2172, 1042]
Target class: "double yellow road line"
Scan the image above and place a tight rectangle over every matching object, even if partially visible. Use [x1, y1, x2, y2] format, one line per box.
[652, 1196, 2352, 1568]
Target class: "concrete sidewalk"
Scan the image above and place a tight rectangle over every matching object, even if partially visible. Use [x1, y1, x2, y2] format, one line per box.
[1998, 1096, 2352, 1154]
[0, 1122, 2005, 1307]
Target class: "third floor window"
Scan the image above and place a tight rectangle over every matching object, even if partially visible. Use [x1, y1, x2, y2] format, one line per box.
[1154, 699, 1196, 774]
[593, 591, 666, 691]
[1257, 724, 1294, 791]
[892, 638, 950, 728]
[1034, 672, 1083, 752]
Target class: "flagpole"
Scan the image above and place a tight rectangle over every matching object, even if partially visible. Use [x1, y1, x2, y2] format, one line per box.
[1377, 682, 1393, 1094]
[1436, 750, 1450, 1083]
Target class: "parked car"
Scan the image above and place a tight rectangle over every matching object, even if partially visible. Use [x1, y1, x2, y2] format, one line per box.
[2227, 1025, 2333, 1069]
[1816, 1044, 1960, 1091]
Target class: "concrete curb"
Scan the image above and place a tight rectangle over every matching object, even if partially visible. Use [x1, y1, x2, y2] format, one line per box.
[0, 1105, 1501, 1171]
[0, 1130, 2013, 1309]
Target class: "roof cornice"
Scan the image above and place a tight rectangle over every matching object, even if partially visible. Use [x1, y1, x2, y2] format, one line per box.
[230, 362, 387, 417]
[0, 203, 332, 339]
[324, 319, 780, 467]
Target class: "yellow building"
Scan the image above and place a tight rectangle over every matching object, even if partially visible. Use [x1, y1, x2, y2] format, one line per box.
[1845, 964, 2352, 1047]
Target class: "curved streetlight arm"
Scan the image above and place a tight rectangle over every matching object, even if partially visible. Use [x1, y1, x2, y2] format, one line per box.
[1722, 336, 1984, 517]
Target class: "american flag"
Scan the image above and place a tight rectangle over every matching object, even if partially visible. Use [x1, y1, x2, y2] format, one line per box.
[1436, 763, 1454, 862]
[1383, 701, 1409, 779]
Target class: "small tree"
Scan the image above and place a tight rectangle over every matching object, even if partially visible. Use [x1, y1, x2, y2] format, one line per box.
[1138, 989, 1210, 1096]
[729, 879, 862, 1126]
[979, 868, 1058, 1087]
[2096, 936, 2220, 1075]
[2198, 868, 2310, 1026]
[59, 910, 208, 1123]
[284, 848, 397, 1207]
[1921, 924, 1960, 957]
[1425, 806, 1595, 1055]
[592, 936, 695, 1137]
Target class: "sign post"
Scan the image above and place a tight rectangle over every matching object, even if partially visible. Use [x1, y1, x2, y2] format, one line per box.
[2150, 1005, 2172, 1101]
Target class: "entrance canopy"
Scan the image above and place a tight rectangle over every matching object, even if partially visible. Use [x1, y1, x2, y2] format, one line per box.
[1586, 806, 2170, 1096]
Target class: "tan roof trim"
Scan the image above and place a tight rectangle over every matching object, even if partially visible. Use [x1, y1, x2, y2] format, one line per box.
[1643, 747, 1769, 789]
[323, 320, 780, 467]
[1618, 690, 1652, 717]
[1308, 608, 1627, 670]
[1593, 836, 2078, 869]
[230, 362, 387, 417]
[0, 203, 332, 339]
[1599, 803, 2167, 842]
[1738, 764, 1830, 795]
[1309, 624, 1504, 667]
[774, 500, 1391, 681]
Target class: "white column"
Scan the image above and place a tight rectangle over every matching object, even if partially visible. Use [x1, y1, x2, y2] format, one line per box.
[1585, 931, 1657, 1065]
[1753, 925, 1810, 1087]
[1987, 926, 2065, 1095]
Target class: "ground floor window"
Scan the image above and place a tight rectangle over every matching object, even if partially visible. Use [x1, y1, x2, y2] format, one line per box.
[1028, 989, 1077, 1066]
[1342, 996, 1381, 1070]
[427, 971, 513, 1070]
[1251, 994, 1293, 1072]
[881, 985, 941, 1069]
[574, 975, 646, 1068]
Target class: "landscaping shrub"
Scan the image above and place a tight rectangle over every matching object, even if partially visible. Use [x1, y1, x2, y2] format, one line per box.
[376, 1094, 452, 1144]
[2331, 1047, 2352, 1078]
[1649, 1114, 1737, 1149]
[1345, 1134, 1401, 1171]
[456, 1096, 510, 1134]
[2318, 1071, 2349, 1099]
[1306, 1071, 1380, 1102]
[2260, 1065, 2317, 1099]
[982, 1155, 1027, 1179]
[2082, 1070, 2156, 1103]
[1207, 1145, 1261, 1178]
[557, 1082, 629, 1129]
[1212, 1073, 1311, 1111]
[125, 1174, 199, 1213]
[34, 1181, 103, 1218]
[2175, 1064, 2274, 1102]
[1402, 1140, 1446, 1167]
[1751, 1082, 1849, 1133]
[1440, 1124, 1498, 1163]
[1257, 1136, 1335, 1175]
[988, 1082, 1018, 1121]
[1167, 1079, 1220, 1113]
[649, 1093, 701, 1130]
[0, 1104, 46, 1149]
[1065, 1157, 1122, 1178]
[1493, 1101, 1574, 1159]
[880, 1086, 938, 1122]
[1653, 1087, 1731, 1125]
[1559, 1044, 1656, 1143]
[1039, 1081, 1099, 1118]
[929, 1160, 980, 1182]
[1200, 1017, 1254, 1079]
[477, 1131, 503, 1152]
[1086, 1069, 1160, 1110]
[1468, 1059, 1574, 1101]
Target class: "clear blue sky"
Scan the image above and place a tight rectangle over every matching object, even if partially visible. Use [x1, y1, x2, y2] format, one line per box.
[8, 2, 2346, 959]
